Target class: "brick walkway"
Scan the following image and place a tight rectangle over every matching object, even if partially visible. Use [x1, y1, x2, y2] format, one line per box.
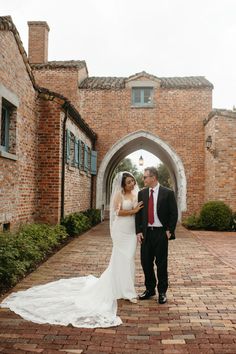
[0, 222, 236, 354]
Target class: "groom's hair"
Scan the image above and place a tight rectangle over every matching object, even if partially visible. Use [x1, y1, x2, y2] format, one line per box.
[144, 167, 158, 180]
[121, 172, 136, 188]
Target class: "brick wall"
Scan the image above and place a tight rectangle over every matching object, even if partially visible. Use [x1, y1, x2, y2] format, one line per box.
[33, 67, 81, 109]
[205, 110, 236, 211]
[0, 30, 39, 229]
[35, 95, 94, 224]
[78, 85, 212, 216]
[2, 17, 234, 228]
[64, 119, 93, 216]
[36, 98, 62, 224]
[0, 23, 94, 229]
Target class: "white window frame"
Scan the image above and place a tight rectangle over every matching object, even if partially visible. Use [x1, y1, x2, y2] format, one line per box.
[131, 87, 154, 107]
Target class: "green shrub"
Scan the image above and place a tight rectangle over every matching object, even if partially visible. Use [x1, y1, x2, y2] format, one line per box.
[0, 224, 68, 293]
[182, 214, 202, 230]
[0, 233, 25, 289]
[61, 212, 91, 236]
[15, 224, 67, 266]
[82, 208, 101, 226]
[231, 212, 236, 231]
[199, 201, 232, 231]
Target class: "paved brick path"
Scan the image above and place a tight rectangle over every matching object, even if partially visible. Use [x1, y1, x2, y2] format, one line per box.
[0, 222, 236, 353]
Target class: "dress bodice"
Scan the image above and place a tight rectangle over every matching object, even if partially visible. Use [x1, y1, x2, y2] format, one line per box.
[121, 198, 135, 211]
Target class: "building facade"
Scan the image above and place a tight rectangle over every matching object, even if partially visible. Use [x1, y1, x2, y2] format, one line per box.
[0, 17, 97, 229]
[0, 17, 235, 230]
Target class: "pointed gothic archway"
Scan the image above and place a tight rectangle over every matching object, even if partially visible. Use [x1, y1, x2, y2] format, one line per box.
[96, 130, 187, 220]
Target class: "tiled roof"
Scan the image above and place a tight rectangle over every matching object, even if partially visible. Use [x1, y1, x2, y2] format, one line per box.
[79, 75, 213, 90]
[0, 15, 15, 31]
[0, 16, 35, 86]
[160, 76, 213, 89]
[126, 71, 160, 82]
[204, 108, 236, 125]
[209, 108, 236, 118]
[31, 60, 86, 70]
[79, 77, 126, 89]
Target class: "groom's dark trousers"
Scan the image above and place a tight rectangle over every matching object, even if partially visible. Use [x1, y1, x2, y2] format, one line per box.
[141, 226, 168, 293]
[135, 185, 178, 294]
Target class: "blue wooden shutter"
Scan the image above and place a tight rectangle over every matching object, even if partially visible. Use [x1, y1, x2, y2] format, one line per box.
[78, 139, 82, 168]
[74, 137, 79, 167]
[91, 150, 97, 175]
[66, 129, 70, 163]
[84, 144, 88, 172]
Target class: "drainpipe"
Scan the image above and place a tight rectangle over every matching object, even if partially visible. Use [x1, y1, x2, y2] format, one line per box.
[90, 139, 96, 209]
[61, 105, 68, 220]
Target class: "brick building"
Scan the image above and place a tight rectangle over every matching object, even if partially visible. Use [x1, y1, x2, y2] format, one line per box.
[0, 17, 97, 229]
[0, 17, 235, 230]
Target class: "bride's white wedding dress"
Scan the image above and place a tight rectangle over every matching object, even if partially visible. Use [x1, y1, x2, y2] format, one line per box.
[0, 198, 137, 328]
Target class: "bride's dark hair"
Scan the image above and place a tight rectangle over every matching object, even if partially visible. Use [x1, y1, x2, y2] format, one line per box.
[121, 172, 136, 189]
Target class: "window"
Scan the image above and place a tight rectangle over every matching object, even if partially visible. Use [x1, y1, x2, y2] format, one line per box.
[79, 140, 85, 170]
[87, 146, 91, 172]
[0, 85, 18, 158]
[132, 87, 153, 107]
[66, 130, 76, 165]
[74, 137, 79, 167]
[70, 132, 75, 166]
[1, 105, 9, 151]
[0, 99, 17, 155]
[83, 144, 87, 172]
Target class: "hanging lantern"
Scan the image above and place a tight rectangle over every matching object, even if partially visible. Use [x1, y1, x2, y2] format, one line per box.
[139, 155, 144, 166]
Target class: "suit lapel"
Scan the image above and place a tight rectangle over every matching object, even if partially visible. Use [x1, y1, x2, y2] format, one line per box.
[157, 185, 164, 211]
[143, 188, 149, 221]
[144, 187, 149, 206]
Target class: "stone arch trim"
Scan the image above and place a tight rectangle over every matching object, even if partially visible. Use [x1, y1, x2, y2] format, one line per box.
[96, 130, 187, 220]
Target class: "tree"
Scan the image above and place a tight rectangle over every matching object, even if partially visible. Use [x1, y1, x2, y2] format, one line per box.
[157, 164, 172, 188]
[113, 159, 172, 189]
[113, 158, 144, 188]
[114, 158, 138, 176]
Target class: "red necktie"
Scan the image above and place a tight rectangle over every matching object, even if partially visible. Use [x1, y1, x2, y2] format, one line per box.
[148, 189, 154, 224]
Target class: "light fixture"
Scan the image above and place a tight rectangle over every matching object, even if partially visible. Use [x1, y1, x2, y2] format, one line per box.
[205, 135, 217, 158]
[139, 155, 144, 166]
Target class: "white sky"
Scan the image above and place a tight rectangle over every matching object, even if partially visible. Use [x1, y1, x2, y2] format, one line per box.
[1, 0, 235, 167]
[2, 0, 235, 110]
[127, 150, 161, 171]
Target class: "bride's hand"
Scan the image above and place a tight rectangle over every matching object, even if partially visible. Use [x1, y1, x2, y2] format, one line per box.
[133, 201, 144, 213]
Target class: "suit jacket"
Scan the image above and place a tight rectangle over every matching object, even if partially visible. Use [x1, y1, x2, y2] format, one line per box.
[135, 185, 178, 241]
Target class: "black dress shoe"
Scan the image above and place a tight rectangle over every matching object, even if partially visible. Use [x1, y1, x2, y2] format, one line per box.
[158, 293, 167, 304]
[138, 289, 156, 300]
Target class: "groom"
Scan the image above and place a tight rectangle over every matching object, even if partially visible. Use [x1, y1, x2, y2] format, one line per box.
[135, 166, 178, 304]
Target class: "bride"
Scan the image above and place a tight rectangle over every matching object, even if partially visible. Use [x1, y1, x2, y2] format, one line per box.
[1, 171, 143, 328]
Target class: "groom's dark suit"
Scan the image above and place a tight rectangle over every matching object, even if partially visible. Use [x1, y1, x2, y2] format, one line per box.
[135, 185, 178, 295]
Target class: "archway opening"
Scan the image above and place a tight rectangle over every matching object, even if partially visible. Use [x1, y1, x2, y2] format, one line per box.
[96, 131, 187, 220]
[107, 150, 175, 205]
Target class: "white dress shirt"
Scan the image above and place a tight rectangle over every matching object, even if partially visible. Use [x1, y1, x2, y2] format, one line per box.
[148, 183, 163, 227]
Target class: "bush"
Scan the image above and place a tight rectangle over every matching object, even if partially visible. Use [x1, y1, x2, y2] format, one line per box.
[182, 214, 202, 230]
[0, 224, 68, 292]
[61, 212, 91, 236]
[231, 212, 236, 231]
[199, 201, 232, 231]
[0, 233, 24, 289]
[82, 208, 101, 226]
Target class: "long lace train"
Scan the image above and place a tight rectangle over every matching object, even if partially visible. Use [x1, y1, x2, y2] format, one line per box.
[1, 275, 122, 328]
[1, 197, 137, 328]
